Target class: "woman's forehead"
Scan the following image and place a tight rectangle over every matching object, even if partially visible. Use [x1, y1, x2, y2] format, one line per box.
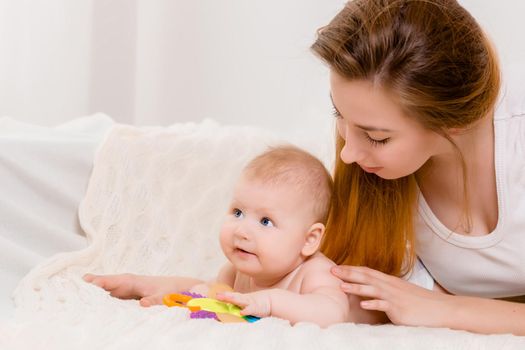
[329, 72, 425, 132]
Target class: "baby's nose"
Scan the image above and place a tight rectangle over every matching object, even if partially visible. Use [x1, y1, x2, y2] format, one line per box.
[234, 229, 249, 240]
[233, 223, 251, 240]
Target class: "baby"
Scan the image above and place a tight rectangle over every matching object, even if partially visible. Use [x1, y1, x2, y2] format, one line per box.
[85, 146, 350, 327]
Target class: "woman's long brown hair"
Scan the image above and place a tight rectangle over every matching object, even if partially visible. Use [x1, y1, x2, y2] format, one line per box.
[312, 0, 500, 276]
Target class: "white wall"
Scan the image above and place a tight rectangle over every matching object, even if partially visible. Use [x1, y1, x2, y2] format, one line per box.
[130, 0, 344, 138]
[0, 0, 92, 126]
[0, 1, 523, 132]
[459, 0, 525, 66]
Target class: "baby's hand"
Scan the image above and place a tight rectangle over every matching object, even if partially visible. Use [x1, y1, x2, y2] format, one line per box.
[189, 283, 211, 297]
[216, 290, 272, 318]
[83, 273, 177, 307]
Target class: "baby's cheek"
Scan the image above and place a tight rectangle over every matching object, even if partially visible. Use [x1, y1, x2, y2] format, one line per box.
[262, 249, 293, 271]
[218, 229, 231, 253]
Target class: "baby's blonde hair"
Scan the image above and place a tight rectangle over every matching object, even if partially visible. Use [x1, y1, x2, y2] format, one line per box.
[243, 145, 333, 224]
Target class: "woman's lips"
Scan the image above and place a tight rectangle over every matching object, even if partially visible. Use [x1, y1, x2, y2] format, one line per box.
[360, 165, 383, 173]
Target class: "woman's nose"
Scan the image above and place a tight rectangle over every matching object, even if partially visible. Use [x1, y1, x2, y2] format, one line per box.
[338, 120, 365, 164]
[340, 138, 365, 165]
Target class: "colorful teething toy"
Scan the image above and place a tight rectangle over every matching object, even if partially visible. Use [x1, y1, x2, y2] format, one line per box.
[163, 292, 259, 323]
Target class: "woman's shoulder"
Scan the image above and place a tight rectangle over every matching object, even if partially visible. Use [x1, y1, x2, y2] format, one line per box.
[495, 63, 525, 121]
[494, 64, 525, 154]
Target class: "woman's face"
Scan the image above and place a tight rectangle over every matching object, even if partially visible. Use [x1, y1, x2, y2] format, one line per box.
[330, 71, 445, 179]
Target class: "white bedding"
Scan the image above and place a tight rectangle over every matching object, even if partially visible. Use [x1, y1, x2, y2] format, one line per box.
[1, 117, 524, 349]
[0, 114, 114, 320]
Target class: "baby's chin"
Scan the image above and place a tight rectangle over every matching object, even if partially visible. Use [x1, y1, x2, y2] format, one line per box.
[227, 258, 262, 277]
[231, 263, 294, 285]
[232, 265, 263, 279]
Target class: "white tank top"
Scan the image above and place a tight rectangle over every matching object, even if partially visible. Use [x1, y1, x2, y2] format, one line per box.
[415, 65, 525, 298]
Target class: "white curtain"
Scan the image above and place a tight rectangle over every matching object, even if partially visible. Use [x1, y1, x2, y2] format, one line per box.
[0, 0, 523, 131]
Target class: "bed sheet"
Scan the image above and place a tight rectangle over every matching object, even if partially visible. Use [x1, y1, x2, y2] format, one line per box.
[0, 114, 114, 320]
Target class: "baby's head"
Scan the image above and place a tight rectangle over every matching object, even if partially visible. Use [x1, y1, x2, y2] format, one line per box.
[219, 145, 333, 283]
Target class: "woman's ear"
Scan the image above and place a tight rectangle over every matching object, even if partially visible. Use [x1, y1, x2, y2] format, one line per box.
[447, 127, 465, 135]
[301, 223, 325, 257]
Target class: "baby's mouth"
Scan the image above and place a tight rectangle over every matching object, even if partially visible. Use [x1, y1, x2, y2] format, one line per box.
[234, 247, 256, 256]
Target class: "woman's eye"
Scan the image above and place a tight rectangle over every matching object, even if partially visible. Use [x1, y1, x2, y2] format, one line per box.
[331, 107, 342, 119]
[365, 134, 390, 146]
[260, 217, 274, 227]
[233, 208, 244, 218]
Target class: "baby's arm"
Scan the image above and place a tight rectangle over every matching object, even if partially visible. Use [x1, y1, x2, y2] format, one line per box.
[84, 263, 237, 305]
[217, 261, 350, 327]
[83, 273, 204, 306]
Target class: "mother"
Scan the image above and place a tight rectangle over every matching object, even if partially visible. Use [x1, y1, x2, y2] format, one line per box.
[85, 0, 524, 335]
[316, 0, 525, 335]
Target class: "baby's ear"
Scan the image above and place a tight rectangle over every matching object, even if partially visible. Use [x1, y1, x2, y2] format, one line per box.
[301, 223, 325, 257]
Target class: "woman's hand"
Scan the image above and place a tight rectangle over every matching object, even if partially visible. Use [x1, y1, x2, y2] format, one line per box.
[332, 266, 453, 328]
[83, 273, 201, 307]
[332, 265, 525, 335]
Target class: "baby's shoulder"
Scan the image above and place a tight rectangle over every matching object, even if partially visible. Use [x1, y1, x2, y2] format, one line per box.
[301, 252, 335, 279]
[297, 252, 340, 290]
[300, 252, 336, 272]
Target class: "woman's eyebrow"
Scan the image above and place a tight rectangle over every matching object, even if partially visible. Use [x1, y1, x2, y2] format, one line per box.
[356, 124, 393, 132]
[330, 93, 394, 133]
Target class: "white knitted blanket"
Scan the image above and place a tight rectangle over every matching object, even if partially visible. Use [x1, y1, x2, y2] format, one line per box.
[2, 120, 524, 349]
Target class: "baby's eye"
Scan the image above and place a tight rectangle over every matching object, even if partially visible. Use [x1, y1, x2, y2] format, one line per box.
[233, 208, 244, 218]
[260, 217, 274, 227]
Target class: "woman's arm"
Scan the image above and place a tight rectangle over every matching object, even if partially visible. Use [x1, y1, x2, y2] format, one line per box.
[332, 265, 525, 335]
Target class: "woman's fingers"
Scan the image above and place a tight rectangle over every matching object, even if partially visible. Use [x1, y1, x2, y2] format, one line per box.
[331, 266, 453, 327]
[360, 299, 390, 312]
[332, 266, 391, 283]
[332, 266, 396, 297]
[340, 281, 392, 313]
[341, 283, 386, 300]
